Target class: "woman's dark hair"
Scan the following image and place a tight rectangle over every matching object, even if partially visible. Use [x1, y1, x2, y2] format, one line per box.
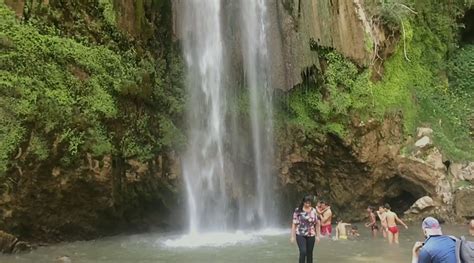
[298, 195, 314, 212]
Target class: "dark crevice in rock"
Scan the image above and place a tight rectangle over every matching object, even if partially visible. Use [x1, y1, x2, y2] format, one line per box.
[460, 9, 474, 44]
[381, 175, 427, 215]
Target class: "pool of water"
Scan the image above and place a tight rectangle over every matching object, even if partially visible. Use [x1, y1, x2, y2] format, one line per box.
[1, 224, 468, 263]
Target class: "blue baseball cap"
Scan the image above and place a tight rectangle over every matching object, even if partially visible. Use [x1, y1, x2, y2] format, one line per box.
[422, 217, 442, 235]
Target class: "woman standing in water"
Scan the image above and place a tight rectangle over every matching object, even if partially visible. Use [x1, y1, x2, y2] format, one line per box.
[291, 195, 321, 263]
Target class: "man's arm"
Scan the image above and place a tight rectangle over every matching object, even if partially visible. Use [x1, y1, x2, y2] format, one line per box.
[395, 215, 408, 229]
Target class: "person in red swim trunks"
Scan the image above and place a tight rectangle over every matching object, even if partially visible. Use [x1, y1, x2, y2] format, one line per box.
[318, 201, 332, 236]
[384, 203, 408, 244]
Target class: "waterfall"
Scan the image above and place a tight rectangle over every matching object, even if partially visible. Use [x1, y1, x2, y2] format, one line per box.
[181, 0, 227, 233]
[239, 0, 275, 227]
[180, 0, 276, 233]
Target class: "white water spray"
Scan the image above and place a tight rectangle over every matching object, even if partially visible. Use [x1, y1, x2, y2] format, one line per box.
[181, 0, 227, 233]
[180, 0, 276, 236]
[240, 0, 275, 227]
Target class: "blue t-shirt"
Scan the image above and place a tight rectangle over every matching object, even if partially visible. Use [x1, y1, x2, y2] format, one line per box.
[418, 235, 456, 263]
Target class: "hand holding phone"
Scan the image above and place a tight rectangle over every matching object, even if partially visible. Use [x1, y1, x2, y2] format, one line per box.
[412, 241, 424, 254]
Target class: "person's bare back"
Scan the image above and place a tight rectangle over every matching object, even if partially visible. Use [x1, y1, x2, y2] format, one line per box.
[336, 222, 350, 240]
[377, 208, 387, 227]
[383, 204, 408, 244]
[386, 211, 397, 227]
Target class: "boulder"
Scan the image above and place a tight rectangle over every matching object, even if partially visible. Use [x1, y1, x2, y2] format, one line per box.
[415, 136, 432, 148]
[405, 196, 435, 214]
[425, 148, 445, 170]
[0, 230, 31, 254]
[56, 256, 72, 263]
[454, 187, 474, 218]
[450, 162, 474, 182]
[416, 127, 433, 138]
[12, 241, 32, 253]
[0, 231, 17, 253]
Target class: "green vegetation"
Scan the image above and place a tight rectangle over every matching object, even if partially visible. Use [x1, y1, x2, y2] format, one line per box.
[99, 0, 116, 26]
[285, 49, 371, 137]
[0, 1, 184, 174]
[282, 0, 473, 160]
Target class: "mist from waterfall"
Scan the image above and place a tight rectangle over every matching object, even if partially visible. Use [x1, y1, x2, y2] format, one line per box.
[180, 0, 276, 233]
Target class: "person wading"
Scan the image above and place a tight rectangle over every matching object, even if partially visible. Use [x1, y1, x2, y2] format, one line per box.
[291, 195, 321, 263]
[365, 206, 379, 238]
[384, 203, 408, 244]
[318, 201, 332, 237]
[377, 205, 388, 238]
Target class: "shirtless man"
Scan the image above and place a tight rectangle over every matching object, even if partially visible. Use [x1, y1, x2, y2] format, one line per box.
[384, 203, 408, 244]
[335, 218, 351, 240]
[365, 206, 378, 238]
[377, 205, 388, 238]
[318, 201, 332, 236]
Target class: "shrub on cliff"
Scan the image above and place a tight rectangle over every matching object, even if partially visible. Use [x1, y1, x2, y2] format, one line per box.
[0, 1, 184, 175]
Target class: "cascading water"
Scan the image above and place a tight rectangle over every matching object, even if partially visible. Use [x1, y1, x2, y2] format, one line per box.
[180, 0, 276, 235]
[239, 0, 275, 227]
[181, 0, 227, 233]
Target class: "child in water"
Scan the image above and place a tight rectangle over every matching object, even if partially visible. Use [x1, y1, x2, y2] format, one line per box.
[349, 225, 360, 239]
[335, 218, 351, 240]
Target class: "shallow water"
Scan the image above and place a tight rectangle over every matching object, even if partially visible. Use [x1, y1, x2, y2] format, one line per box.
[1, 224, 468, 263]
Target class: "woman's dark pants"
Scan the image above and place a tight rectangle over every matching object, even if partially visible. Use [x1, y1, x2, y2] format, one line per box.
[296, 235, 315, 263]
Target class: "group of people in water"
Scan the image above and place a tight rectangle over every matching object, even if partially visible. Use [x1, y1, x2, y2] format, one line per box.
[290, 194, 473, 263]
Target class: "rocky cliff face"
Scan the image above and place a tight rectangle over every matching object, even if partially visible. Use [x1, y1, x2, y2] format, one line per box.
[272, 0, 473, 222]
[0, 0, 184, 246]
[277, 114, 474, 221]
[1, 153, 180, 243]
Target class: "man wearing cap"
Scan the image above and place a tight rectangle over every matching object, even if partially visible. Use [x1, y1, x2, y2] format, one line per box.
[411, 217, 456, 263]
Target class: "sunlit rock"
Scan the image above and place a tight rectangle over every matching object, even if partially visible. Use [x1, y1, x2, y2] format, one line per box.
[415, 136, 432, 148]
[56, 256, 72, 263]
[404, 196, 435, 215]
[454, 187, 474, 218]
[450, 162, 474, 182]
[425, 148, 445, 170]
[416, 127, 433, 138]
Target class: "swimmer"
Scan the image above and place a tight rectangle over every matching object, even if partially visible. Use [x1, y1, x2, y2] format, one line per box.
[335, 218, 351, 240]
[377, 205, 388, 238]
[318, 201, 332, 236]
[350, 225, 360, 239]
[365, 206, 378, 238]
[384, 203, 408, 244]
